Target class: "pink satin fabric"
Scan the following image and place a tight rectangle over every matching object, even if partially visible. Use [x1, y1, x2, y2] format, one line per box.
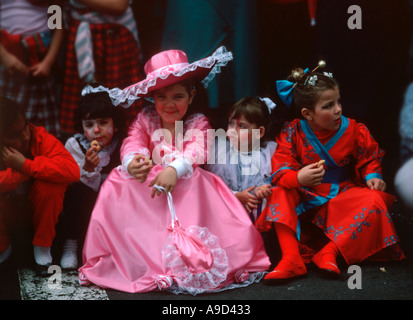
[144, 50, 189, 75]
[168, 222, 214, 274]
[79, 165, 270, 293]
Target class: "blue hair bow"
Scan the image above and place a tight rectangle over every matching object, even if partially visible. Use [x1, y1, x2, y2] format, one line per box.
[276, 68, 309, 107]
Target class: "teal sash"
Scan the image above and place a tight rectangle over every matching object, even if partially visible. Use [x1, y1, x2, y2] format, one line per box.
[294, 116, 350, 239]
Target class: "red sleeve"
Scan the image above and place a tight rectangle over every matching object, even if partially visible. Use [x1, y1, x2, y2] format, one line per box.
[276, 170, 301, 189]
[0, 168, 30, 193]
[354, 122, 384, 183]
[270, 121, 302, 187]
[21, 126, 80, 184]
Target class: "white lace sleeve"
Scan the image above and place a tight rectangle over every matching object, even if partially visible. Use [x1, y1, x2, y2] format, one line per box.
[65, 137, 101, 191]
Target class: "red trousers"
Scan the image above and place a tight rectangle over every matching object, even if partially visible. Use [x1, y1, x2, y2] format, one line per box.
[257, 185, 405, 264]
[0, 180, 67, 252]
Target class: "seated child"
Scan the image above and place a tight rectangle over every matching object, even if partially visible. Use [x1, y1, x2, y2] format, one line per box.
[205, 96, 277, 223]
[0, 96, 79, 272]
[59, 84, 126, 269]
[256, 64, 406, 282]
[77, 47, 270, 294]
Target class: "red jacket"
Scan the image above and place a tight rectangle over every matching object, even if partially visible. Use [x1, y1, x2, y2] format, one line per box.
[0, 124, 80, 192]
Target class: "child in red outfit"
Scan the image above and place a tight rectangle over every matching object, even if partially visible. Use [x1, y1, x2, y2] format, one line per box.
[0, 96, 80, 270]
[256, 65, 405, 282]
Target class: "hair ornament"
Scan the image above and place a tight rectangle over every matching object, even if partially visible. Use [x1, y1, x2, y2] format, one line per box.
[259, 97, 277, 114]
[276, 68, 309, 107]
[305, 75, 318, 86]
[312, 60, 326, 72]
[276, 60, 326, 106]
[303, 60, 328, 86]
[292, 70, 301, 80]
[323, 72, 333, 78]
[81, 84, 112, 96]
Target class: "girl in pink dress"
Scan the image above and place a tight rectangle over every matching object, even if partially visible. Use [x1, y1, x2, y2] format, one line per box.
[78, 47, 270, 294]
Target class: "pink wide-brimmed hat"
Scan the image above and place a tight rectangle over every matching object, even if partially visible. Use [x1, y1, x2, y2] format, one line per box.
[81, 46, 233, 107]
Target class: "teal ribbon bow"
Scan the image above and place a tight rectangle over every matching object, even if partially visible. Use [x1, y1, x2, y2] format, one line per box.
[276, 68, 309, 107]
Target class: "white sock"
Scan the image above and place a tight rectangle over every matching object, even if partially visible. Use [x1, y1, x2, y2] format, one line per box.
[0, 244, 12, 264]
[33, 245, 52, 266]
[60, 239, 78, 269]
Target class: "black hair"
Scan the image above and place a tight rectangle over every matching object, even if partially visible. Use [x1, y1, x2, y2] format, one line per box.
[75, 83, 127, 139]
[0, 95, 25, 141]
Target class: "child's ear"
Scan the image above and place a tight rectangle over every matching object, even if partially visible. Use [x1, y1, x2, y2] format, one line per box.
[259, 126, 265, 139]
[301, 108, 313, 121]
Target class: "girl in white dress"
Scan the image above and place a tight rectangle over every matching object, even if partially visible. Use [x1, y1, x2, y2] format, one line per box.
[205, 97, 277, 223]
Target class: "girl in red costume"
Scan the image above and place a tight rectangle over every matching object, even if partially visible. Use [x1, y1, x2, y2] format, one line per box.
[256, 64, 405, 282]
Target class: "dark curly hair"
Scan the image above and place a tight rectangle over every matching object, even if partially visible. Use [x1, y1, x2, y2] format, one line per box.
[75, 84, 127, 139]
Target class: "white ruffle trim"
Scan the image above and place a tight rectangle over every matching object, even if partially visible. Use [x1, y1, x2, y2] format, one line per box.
[163, 270, 267, 296]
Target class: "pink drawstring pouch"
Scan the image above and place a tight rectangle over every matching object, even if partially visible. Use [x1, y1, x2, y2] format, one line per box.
[168, 219, 214, 274]
[155, 185, 229, 294]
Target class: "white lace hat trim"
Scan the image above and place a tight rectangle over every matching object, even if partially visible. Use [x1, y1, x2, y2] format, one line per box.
[82, 46, 233, 108]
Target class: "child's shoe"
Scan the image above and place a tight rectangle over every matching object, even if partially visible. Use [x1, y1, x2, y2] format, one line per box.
[311, 250, 341, 278]
[264, 256, 307, 283]
[33, 245, 52, 276]
[60, 239, 78, 269]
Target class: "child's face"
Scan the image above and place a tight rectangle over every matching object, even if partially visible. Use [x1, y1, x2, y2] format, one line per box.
[303, 86, 342, 131]
[82, 118, 115, 147]
[227, 115, 263, 151]
[153, 82, 195, 128]
[2, 112, 31, 154]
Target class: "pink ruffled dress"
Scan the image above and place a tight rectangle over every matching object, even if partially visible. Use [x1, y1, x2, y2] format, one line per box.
[78, 106, 270, 294]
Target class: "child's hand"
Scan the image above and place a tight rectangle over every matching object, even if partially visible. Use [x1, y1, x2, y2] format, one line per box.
[297, 162, 325, 187]
[83, 145, 101, 172]
[236, 186, 260, 213]
[366, 178, 386, 192]
[2, 50, 29, 78]
[127, 154, 153, 182]
[148, 166, 178, 198]
[29, 60, 52, 79]
[254, 184, 272, 199]
[1, 147, 26, 171]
